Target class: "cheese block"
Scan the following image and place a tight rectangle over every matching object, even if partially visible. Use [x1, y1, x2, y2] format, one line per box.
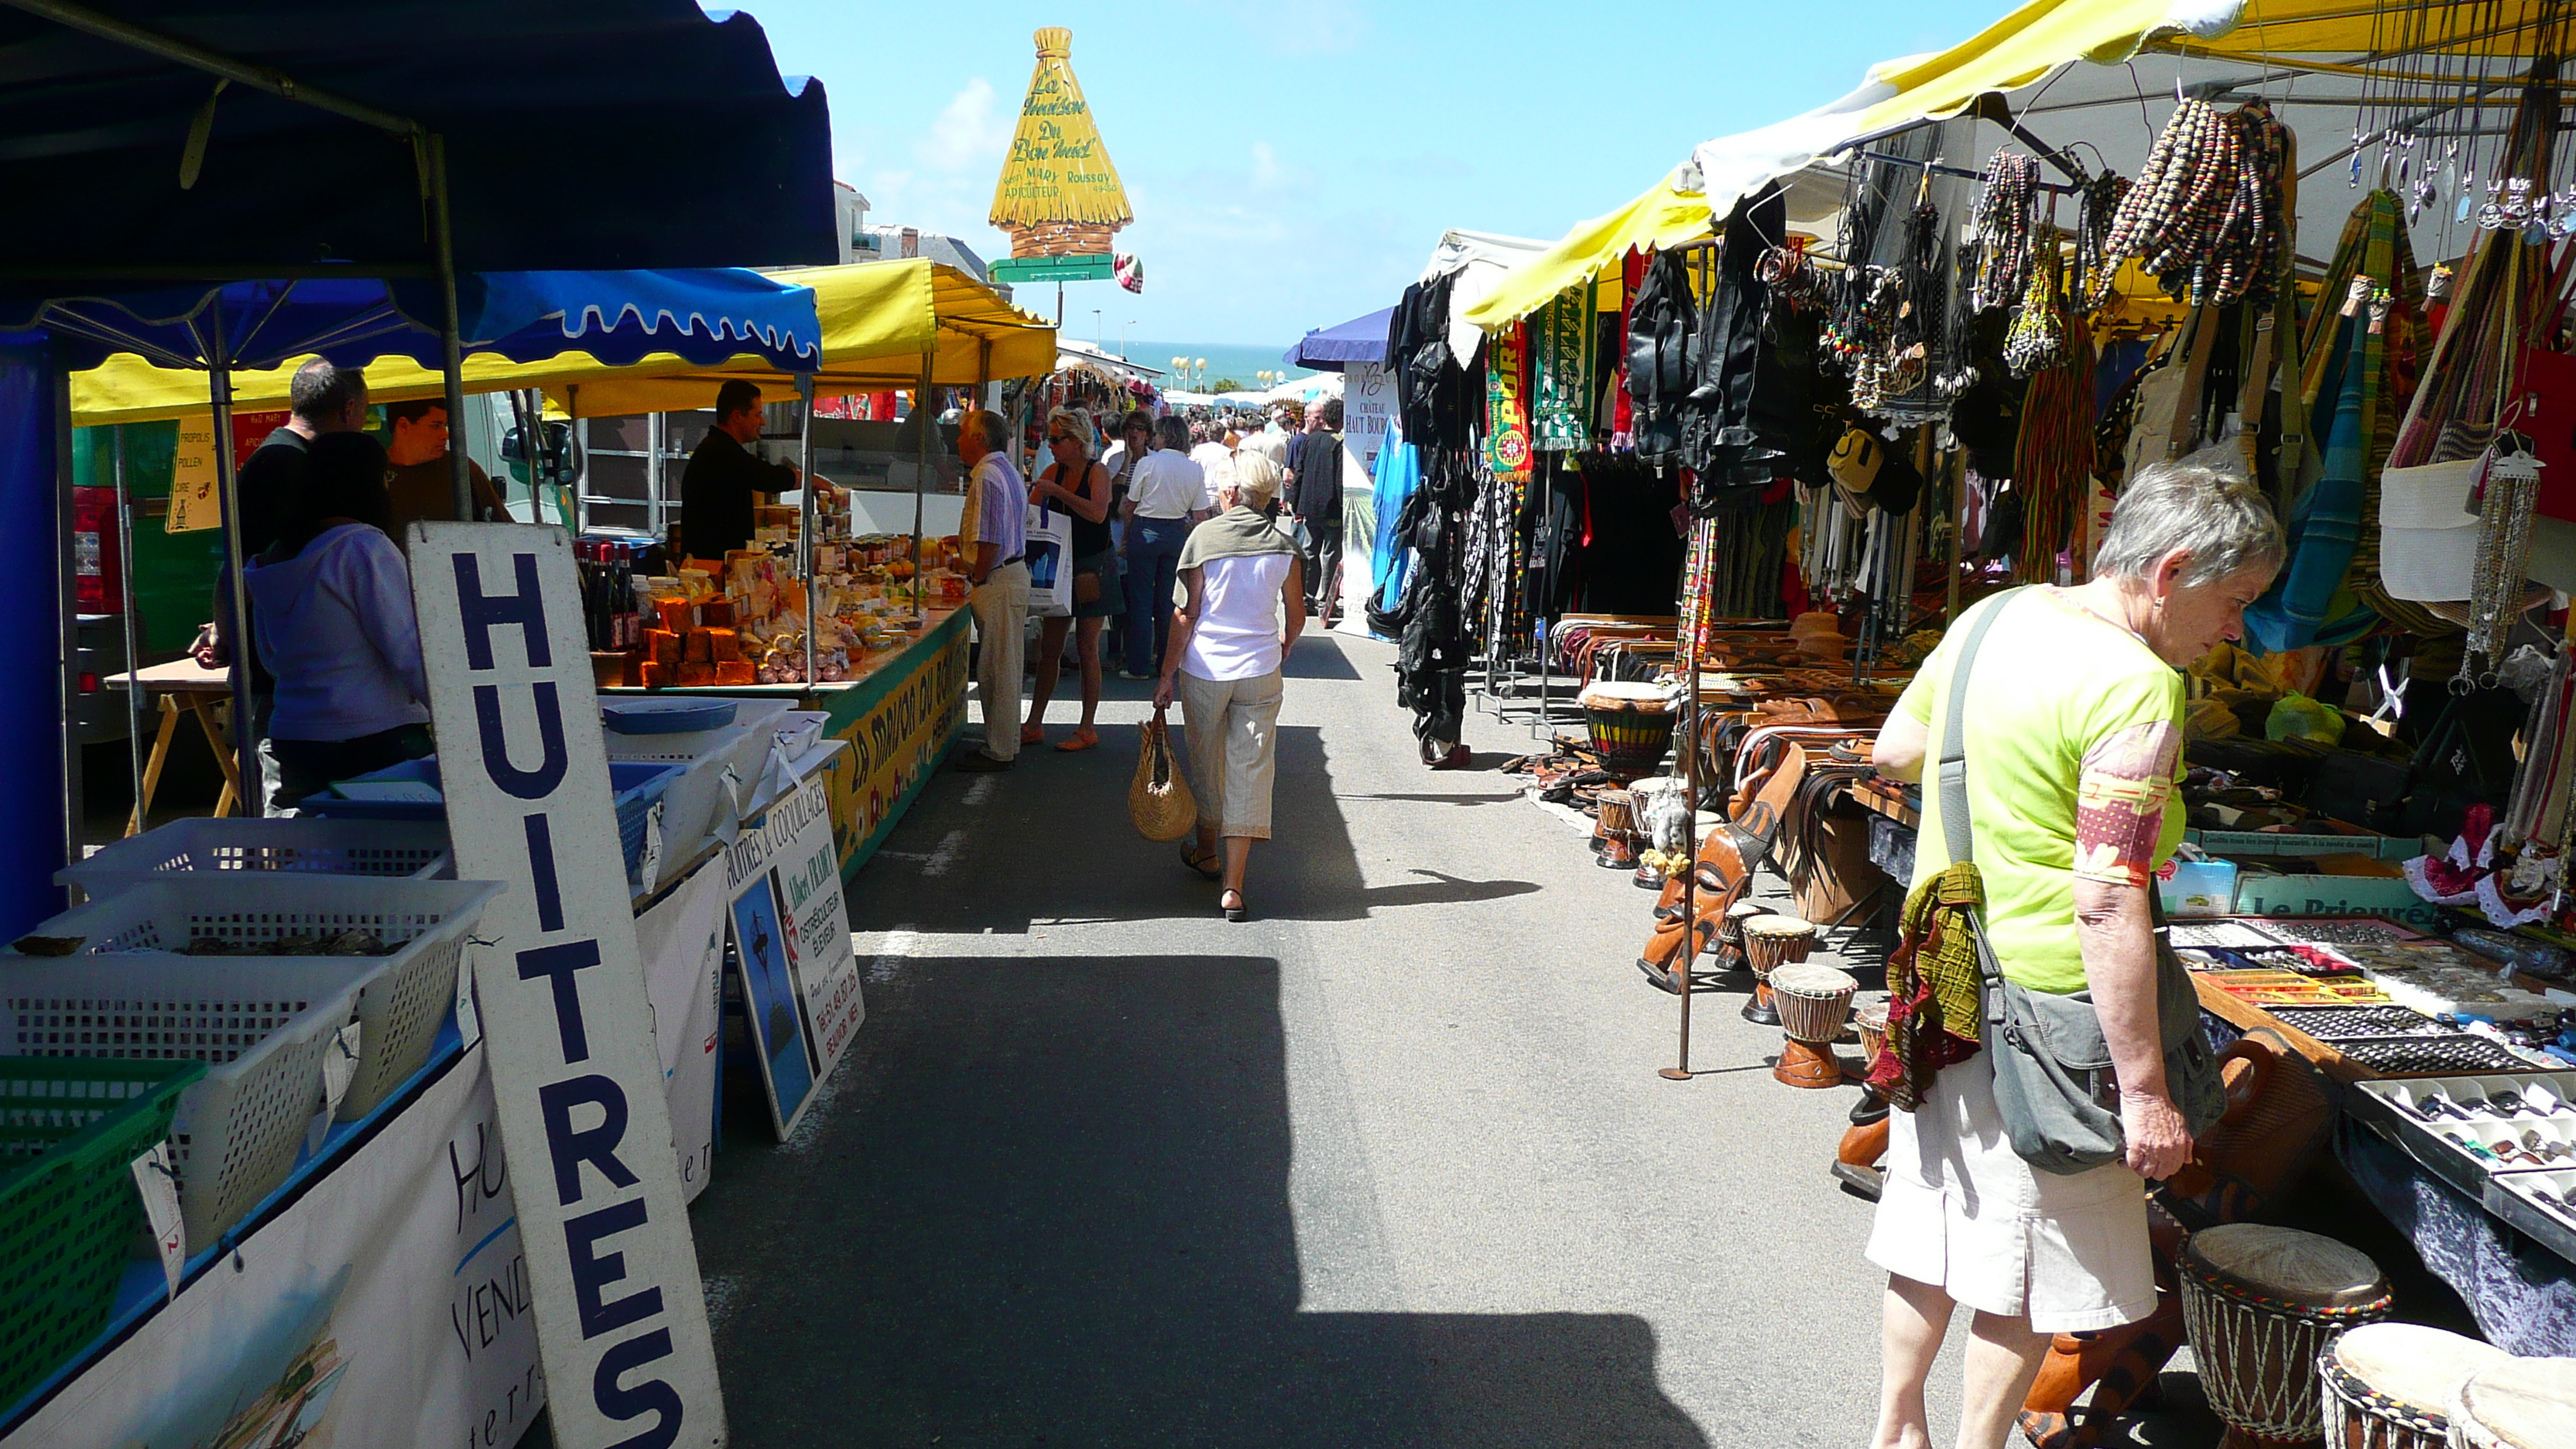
[639, 662, 669, 689]
[675, 662, 716, 687]
[655, 598, 696, 635]
[707, 629, 741, 663]
[713, 659, 757, 687]
[683, 629, 714, 664]
[649, 630, 682, 669]
[702, 597, 736, 629]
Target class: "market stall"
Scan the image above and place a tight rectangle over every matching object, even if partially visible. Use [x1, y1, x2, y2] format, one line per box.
[499, 257, 1055, 883]
[1331, 0, 2576, 1434]
[0, 4, 841, 1444]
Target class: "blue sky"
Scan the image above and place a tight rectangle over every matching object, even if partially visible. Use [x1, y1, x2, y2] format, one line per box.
[736, 1, 2009, 344]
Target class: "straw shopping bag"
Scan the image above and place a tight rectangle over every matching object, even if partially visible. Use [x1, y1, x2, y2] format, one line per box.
[1129, 707, 1198, 841]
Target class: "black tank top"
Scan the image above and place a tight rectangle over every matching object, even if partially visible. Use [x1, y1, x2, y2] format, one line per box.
[1048, 461, 1113, 559]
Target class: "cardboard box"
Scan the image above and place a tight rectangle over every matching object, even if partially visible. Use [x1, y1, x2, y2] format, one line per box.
[2157, 860, 2239, 917]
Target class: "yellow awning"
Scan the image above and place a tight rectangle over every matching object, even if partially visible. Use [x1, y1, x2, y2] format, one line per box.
[1459, 169, 1711, 329]
[69, 259, 1054, 424]
[1467, 0, 2565, 332]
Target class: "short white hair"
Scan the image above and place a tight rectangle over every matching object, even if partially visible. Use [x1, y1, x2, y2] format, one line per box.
[2093, 455, 2284, 588]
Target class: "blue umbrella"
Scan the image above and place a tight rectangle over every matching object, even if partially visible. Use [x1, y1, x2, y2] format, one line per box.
[1286, 306, 1396, 372]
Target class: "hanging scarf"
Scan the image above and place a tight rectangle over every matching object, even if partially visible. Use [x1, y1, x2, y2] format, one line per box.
[1530, 286, 1595, 452]
[1868, 861, 1987, 1112]
[2246, 190, 2417, 651]
[1485, 320, 1533, 481]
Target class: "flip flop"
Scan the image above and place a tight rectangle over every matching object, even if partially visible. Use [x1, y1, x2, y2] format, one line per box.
[1180, 848, 1223, 881]
[1055, 728, 1100, 752]
[1020, 724, 1045, 746]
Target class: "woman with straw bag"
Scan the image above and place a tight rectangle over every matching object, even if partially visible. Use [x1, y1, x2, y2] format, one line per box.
[1155, 453, 1303, 922]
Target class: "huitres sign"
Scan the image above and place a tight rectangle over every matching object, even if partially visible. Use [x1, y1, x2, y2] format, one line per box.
[410, 522, 724, 1448]
[988, 26, 1131, 278]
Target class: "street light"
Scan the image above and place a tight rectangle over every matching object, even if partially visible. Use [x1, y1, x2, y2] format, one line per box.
[1093, 310, 1103, 352]
[1122, 319, 1137, 357]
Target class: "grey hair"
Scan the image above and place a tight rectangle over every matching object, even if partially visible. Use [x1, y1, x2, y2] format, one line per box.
[2092, 456, 2284, 588]
[959, 409, 1009, 450]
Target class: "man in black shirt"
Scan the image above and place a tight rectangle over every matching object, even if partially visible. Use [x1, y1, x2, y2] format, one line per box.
[1283, 397, 1346, 624]
[677, 379, 797, 559]
[235, 358, 369, 559]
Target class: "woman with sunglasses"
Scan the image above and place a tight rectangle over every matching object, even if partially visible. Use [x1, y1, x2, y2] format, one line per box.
[1025, 406, 1116, 750]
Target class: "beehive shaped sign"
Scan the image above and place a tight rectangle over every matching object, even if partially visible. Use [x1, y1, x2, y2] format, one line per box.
[988, 26, 1132, 261]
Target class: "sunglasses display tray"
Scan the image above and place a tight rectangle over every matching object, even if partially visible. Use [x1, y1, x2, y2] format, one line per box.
[2331, 1035, 2546, 1076]
[2169, 920, 2290, 951]
[2256, 917, 2426, 947]
[2350, 1072, 2576, 1207]
[2490, 1170, 2576, 1266]
[2266, 1005, 2456, 1040]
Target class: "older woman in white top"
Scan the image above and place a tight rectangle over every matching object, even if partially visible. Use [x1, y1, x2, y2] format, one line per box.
[1153, 453, 1303, 921]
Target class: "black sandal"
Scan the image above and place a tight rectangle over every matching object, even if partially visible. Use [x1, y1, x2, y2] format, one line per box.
[1180, 847, 1223, 881]
[1220, 888, 1247, 923]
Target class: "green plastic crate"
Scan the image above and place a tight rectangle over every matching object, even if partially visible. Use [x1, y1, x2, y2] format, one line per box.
[0, 1057, 204, 1410]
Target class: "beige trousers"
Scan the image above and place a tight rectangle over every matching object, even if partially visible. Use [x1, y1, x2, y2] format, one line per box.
[1175, 668, 1283, 839]
[970, 562, 1030, 761]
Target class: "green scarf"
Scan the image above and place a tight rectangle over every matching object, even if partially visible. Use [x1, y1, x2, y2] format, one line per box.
[1177, 505, 1297, 570]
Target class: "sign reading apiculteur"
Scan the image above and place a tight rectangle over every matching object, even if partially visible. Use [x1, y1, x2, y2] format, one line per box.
[410, 522, 725, 1449]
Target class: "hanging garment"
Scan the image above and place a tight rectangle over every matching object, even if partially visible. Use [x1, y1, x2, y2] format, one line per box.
[2246, 306, 2372, 651]
[1684, 189, 1804, 513]
[1370, 426, 1422, 614]
[1624, 247, 1700, 462]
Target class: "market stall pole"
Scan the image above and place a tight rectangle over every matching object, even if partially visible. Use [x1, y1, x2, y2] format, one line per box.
[1662, 563, 1704, 1081]
[111, 425, 144, 832]
[914, 353, 932, 627]
[202, 308, 256, 801]
[800, 372, 818, 687]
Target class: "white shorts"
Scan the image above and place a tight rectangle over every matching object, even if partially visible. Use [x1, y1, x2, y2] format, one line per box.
[1865, 1060, 2156, 1334]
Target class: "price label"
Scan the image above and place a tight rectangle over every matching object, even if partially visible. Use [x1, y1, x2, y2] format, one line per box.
[128, 1143, 185, 1296]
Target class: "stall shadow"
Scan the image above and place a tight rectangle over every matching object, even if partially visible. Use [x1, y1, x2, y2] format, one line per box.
[1279, 632, 1363, 681]
[691, 953, 1709, 1447]
[862, 724, 1538, 932]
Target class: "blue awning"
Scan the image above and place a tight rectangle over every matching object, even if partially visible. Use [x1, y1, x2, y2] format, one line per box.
[0, 1, 839, 287]
[17, 270, 823, 373]
[1286, 307, 1396, 372]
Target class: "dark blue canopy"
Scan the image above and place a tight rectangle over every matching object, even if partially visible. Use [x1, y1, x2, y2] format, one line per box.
[15, 270, 823, 372]
[0, 1, 839, 288]
[1286, 307, 1396, 372]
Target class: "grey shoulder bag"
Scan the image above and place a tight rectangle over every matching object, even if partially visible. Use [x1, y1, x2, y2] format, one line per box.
[1941, 590, 2227, 1176]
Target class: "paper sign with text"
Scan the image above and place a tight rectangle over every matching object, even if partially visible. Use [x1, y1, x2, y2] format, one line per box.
[722, 771, 861, 1138]
[410, 522, 724, 1448]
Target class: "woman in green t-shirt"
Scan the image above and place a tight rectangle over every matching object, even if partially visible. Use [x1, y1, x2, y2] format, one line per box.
[1864, 460, 2283, 1449]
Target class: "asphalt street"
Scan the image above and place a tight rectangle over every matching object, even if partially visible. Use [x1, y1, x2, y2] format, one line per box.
[684, 629, 2236, 1448]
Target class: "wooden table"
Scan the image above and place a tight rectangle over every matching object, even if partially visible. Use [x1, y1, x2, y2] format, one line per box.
[107, 659, 244, 831]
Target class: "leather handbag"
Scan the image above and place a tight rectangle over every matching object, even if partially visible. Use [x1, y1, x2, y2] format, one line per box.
[1129, 708, 1199, 841]
[1938, 591, 2228, 1175]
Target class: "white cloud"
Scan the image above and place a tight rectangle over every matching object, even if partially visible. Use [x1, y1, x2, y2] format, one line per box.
[913, 77, 1011, 174]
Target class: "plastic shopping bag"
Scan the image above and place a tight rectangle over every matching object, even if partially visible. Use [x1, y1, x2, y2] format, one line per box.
[1026, 501, 1073, 618]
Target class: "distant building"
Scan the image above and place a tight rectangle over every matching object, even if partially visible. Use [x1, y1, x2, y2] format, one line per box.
[855, 223, 993, 283]
[833, 183, 870, 263]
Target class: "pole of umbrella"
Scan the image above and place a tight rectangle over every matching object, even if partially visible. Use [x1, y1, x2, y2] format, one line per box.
[799, 373, 817, 687]
[913, 353, 931, 629]
[49, 352, 81, 891]
[427, 133, 471, 522]
[1663, 517, 1708, 1081]
[207, 307, 258, 814]
[113, 426, 146, 835]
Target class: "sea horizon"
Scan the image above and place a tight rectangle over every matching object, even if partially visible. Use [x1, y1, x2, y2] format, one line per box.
[1100, 340, 1319, 392]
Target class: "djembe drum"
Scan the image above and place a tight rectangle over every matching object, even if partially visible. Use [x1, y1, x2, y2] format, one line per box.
[1716, 900, 1774, 972]
[1580, 682, 1677, 781]
[1739, 914, 1815, 1026]
[1853, 996, 1890, 1071]
[2317, 1323, 2509, 1449]
[1594, 790, 1639, 870]
[1770, 962, 1857, 1088]
[2178, 1225, 2393, 1449]
[2450, 1355, 2576, 1449]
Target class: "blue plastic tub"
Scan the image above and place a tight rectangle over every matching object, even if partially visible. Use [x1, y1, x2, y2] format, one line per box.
[307, 757, 680, 879]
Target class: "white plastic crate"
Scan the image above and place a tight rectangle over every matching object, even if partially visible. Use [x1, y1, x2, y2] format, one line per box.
[0, 955, 365, 1251]
[603, 724, 768, 887]
[15, 875, 502, 1122]
[59, 817, 454, 898]
[772, 710, 829, 759]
